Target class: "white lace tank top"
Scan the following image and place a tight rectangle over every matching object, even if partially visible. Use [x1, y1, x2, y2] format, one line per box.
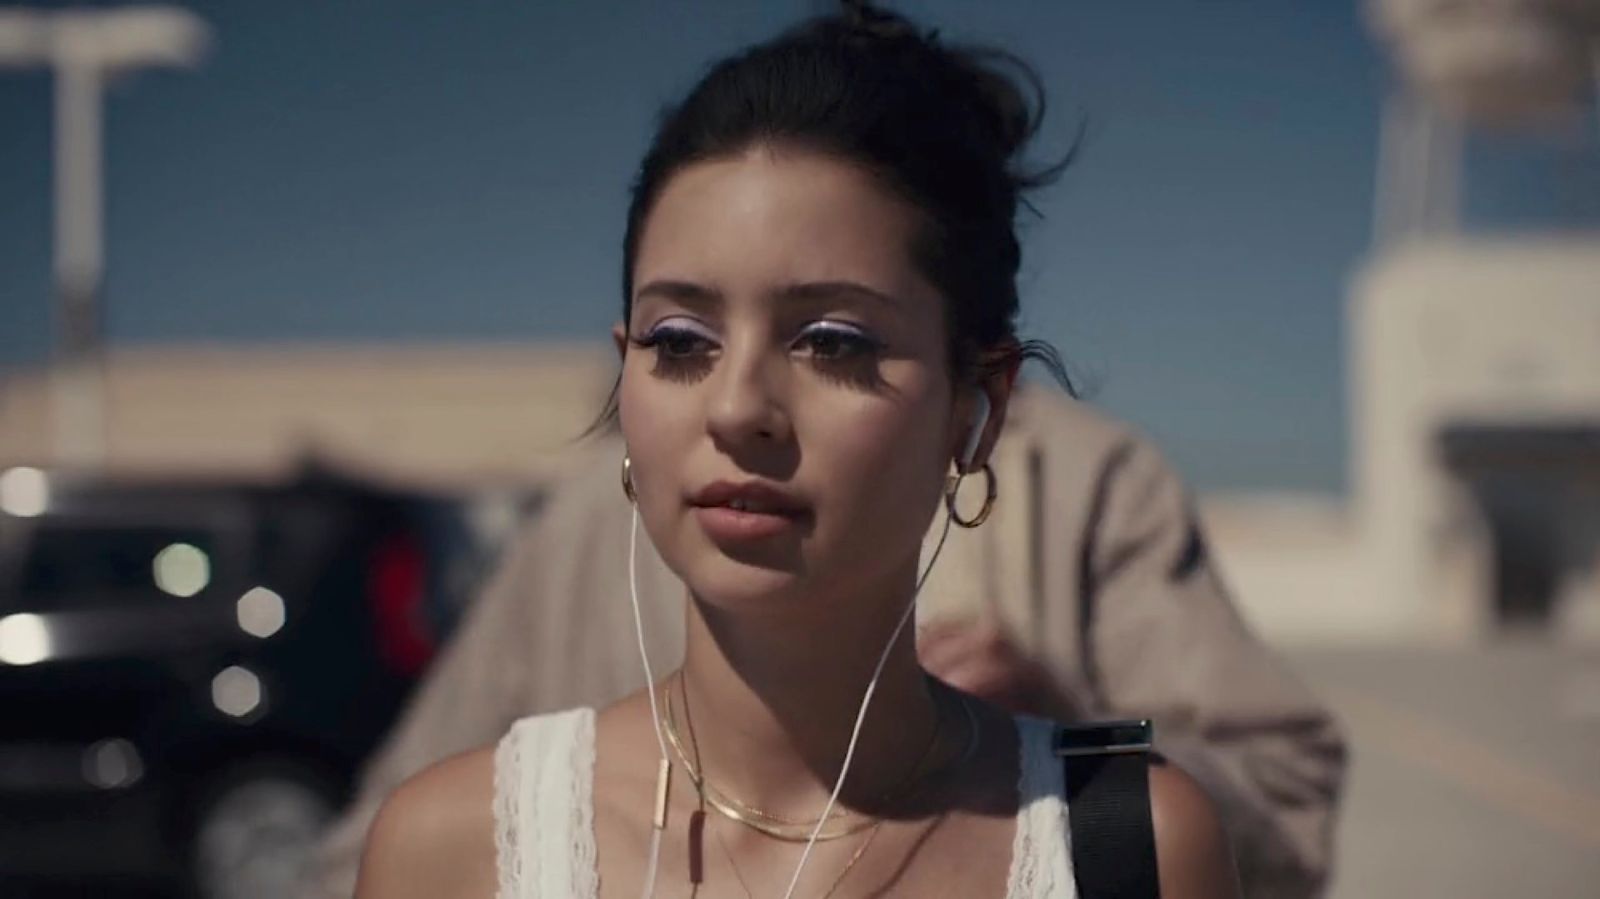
[492, 708, 1077, 898]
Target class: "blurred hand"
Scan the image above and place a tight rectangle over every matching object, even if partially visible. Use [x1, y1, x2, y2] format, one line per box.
[917, 618, 1080, 722]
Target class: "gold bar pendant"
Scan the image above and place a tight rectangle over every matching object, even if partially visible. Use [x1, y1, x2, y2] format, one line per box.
[652, 758, 671, 830]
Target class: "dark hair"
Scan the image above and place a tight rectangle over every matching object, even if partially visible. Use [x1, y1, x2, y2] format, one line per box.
[596, 1, 1075, 428]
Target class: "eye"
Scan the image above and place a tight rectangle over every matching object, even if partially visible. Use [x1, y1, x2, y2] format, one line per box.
[633, 318, 719, 359]
[793, 322, 882, 362]
[630, 317, 719, 384]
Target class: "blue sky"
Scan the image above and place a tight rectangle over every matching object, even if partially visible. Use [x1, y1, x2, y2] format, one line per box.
[1, 2, 1592, 491]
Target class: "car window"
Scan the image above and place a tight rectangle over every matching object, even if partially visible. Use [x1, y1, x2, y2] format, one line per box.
[18, 521, 221, 608]
[0, 516, 24, 593]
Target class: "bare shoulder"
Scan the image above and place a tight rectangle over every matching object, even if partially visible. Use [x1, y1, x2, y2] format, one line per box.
[1148, 761, 1242, 899]
[355, 745, 499, 899]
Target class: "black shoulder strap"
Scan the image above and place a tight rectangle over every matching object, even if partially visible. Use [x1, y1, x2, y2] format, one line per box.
[1057, 719, 1161, 899]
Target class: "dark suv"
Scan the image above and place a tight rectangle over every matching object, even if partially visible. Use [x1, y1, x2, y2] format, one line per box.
[0, 466, 515, 898]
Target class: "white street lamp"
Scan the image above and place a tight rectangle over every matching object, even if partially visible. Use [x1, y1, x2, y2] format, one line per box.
[0, 7, 209, 468]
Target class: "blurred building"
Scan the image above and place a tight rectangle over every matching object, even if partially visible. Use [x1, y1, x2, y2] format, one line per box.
[1213, 0, 1600, 645]
[1351, 238, 1600, 642]
[1210, 238, 1600, 646]
[0, 343, 614, 489]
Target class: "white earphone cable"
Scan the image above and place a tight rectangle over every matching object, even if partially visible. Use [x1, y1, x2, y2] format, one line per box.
[777, 505, 957, 899]
[628, 507, 669, 899]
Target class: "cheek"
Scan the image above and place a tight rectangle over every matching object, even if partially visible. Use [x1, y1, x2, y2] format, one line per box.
[814, 405, 936, 478]
[616, 362, 650, 444]
[617, 359, 693, 504]
[802, 382, 951, 538]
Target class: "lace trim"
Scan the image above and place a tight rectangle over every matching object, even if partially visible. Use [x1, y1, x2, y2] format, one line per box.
[568, 709, 600, 897]
[493, 721, 525, 899]
[492, 709, 598, 898]
[1004, 717, 1076, 898]
[499, 711, 1068, 898]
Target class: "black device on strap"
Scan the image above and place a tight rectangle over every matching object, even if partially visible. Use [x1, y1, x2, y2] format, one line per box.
[1057, 719, 1160, 899]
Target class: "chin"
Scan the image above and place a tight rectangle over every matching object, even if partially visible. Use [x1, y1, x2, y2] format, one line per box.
[680, 549, 812, 611]
[655, 513, 803, 594]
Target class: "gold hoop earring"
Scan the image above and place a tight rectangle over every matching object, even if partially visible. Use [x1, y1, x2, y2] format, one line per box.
[621, 455, 637, 505]
[944, 463, 996, 528]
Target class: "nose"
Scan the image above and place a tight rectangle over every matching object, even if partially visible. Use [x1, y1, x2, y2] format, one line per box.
[705, 337, 792, 450]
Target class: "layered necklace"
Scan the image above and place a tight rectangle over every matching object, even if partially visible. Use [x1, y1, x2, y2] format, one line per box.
[661, 673, 983, 897]
[661, 673, 981, 842]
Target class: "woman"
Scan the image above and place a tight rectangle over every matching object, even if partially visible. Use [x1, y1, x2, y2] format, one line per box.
[356, 4, 1239, 897]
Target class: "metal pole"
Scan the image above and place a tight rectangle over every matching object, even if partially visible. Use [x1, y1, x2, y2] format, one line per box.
[1373, 89, 1463, 250]
[1421, 103, 1462, 235]
[1, 7, 209, 470]
[51, 59, 106, 468]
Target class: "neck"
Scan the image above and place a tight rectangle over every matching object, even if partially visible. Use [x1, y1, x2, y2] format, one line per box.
[671, 564, 942, 819]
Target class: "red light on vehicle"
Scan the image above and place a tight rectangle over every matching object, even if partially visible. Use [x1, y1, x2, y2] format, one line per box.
[366, 532, 433, 676]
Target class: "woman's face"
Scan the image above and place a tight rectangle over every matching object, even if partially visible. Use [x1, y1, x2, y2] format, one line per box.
[617, 146, 977, 611]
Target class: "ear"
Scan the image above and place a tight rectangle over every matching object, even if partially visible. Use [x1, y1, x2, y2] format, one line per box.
[954, 354, 1020, 473]
[611, 322, 628, 361]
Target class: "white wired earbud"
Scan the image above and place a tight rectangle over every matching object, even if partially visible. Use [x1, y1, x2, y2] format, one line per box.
[960, 391, 991, 471]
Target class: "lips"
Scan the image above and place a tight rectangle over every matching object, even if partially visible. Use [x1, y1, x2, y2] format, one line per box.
[689, 481, 808, 516]
[689, 480, 808, 543]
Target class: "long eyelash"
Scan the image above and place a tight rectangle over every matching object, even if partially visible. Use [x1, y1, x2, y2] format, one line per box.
[651, 355, 712, 384]
[797, 325, 885, 355]
[629, 323, 714, 349]
[629, 329, 715, 384]
[628, 325, 887, 390]
[800, 330, 888, 392]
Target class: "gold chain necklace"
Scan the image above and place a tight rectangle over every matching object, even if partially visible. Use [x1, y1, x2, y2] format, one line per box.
[662, 673, 980, 842]
[714, 815, 885, 899]
[663, 678, 885, 841]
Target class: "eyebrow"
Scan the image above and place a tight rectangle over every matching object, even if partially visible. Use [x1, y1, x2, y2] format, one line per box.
[774, 280, 904, 311]
[632, 278, 903, 311]
[632, 279, 722, 307]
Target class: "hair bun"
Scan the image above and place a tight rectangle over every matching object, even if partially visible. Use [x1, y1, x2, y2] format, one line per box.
[959, 52, 1046, 167]
[839, 0, 920, 41]
[832, 2, 1050, 173]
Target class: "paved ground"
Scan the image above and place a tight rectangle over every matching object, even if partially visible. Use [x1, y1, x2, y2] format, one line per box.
[1289, 640, 1600, 898]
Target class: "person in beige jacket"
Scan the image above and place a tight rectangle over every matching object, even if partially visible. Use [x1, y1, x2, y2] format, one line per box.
[309, 386, 1344, 898]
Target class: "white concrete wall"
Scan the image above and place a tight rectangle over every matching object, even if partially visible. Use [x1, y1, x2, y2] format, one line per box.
[0, 343, 616, 487]
[1350, 236, 1600, 641]
[1200, 494, 1389, 645]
